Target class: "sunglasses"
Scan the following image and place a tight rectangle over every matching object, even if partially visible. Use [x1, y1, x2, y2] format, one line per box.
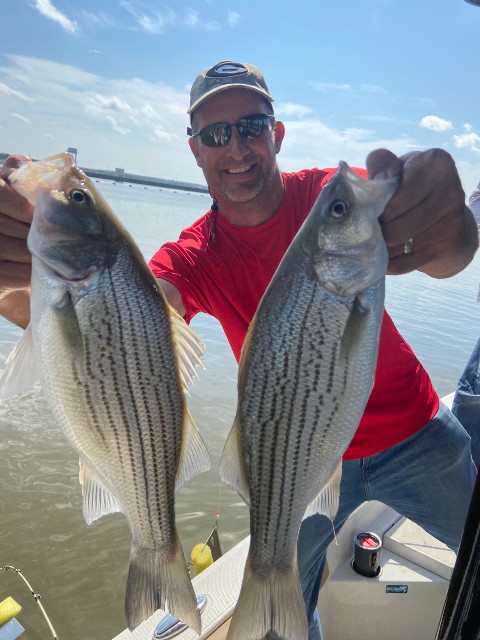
[187, 113, 274, 148]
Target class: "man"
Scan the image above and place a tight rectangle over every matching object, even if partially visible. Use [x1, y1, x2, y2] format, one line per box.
[0, 61, 478, 639]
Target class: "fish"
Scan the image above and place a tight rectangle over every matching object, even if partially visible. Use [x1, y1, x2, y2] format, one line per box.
[0, 152, 210, 634]
[219, 162, 398, 640]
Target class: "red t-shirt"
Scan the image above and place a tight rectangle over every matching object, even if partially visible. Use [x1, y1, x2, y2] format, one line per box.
[149, 168, 439, 459]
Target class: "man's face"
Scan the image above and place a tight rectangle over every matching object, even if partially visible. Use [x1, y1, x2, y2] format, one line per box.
[189, 88, 284, 208]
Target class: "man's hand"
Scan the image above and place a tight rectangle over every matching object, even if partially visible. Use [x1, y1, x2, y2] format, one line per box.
[0, 155, 34, 327]
[367, 148, 478, 279]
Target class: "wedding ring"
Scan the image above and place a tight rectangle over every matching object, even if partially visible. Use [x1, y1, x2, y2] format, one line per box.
[403, 238, 414, 255]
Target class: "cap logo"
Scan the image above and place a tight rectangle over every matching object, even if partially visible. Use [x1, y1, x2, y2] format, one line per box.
[206, 62, 249, 79]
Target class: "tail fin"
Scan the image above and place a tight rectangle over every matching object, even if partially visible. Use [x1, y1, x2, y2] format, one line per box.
[227, 556, 308, 640]
[125, 536, 201, 634]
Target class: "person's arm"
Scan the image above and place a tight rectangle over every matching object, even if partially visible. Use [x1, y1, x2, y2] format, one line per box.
[156, 278, 186, 317]
[468, 180, 480, 230]
[366, 148, 478, 279]
[0, 155, 33, 328]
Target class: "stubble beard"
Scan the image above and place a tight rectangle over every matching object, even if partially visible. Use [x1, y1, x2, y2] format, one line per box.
[209, 162, 278, 208]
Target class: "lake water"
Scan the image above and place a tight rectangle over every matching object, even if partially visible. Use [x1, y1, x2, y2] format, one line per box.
[0, 179, 479, 640]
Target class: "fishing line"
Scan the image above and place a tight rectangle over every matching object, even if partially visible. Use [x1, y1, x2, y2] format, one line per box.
[331, 519, 339, 546]
[0, 565, 60, 640]
[199, 481, 223, 556]
[186, 482, 225, 576]
[213, 478, 223, 531]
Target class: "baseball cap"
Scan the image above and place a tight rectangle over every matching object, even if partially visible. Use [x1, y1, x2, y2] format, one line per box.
[188, 60, 274, 115]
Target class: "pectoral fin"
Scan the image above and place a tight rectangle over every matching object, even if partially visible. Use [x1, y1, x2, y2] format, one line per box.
[79, 458, 123, 525]
[303, 463, 342, 521]
[0, 325, 41, 399]
[340, 293, 372, 358]
[170, 309, 204, 392]
[219, 415, 250, 506]
[175, 409, 211, 492]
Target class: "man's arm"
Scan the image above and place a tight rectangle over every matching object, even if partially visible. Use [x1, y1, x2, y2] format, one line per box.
[0, 156, 33, 328]
[156, 278, 186, 317]
[468, 180, 480, 228]
[367, 148, 478, 279]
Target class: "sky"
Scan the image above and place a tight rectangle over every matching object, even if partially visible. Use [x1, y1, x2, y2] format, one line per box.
[0, 0, 479, 194]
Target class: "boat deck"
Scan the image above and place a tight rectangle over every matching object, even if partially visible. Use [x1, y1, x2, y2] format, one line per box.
[113, 537, 249, 640]
[114, 395, 457, 640]
[113, 507, 455, 640]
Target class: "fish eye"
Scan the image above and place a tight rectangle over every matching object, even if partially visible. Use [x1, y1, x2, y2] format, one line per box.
[69, 188, 92, 206]
[329, 200, 348, 219]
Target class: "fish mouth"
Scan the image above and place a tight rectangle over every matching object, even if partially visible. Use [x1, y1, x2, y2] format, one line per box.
[57, 272, 89, 282]
[321, 248, 373, 261]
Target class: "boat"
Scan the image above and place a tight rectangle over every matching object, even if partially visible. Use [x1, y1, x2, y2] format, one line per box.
[112, 392, 477, 640]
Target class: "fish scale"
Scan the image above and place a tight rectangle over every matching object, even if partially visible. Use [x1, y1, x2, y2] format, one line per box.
[65, 255, 185, 540]
[220, 162, 398, 640]
[244, 276, 354, 561]
[1, 152, 210, 634]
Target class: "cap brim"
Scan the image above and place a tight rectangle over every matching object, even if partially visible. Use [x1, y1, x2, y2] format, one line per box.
[187, 84, 274, 114]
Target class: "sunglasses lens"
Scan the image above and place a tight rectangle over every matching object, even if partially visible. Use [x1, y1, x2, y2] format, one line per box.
[196, 115, 272, 147]
[200, 123, 231, 147]
[237, 116, 268, 139]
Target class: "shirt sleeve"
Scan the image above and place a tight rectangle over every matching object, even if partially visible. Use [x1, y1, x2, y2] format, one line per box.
[148, 231, 209, 322]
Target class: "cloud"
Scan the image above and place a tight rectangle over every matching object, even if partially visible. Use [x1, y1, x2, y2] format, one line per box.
[310, 82, 434, 112]
[359, 114, 417, 126]
[228, 11, 241, 27]
[453, 132, 480, 153]
[464, 123, 474, 133]
[420, 115, 453, 132]
[310, 82, 353, 93]
[276, 102, 313, 118]
[0, 54, 192, 180]
[138, 13, 172, 34]
[309, 82, 387, 96]
[12, 113, 31, 124]
[279, 118, 420, 173]
[82, 11, 117, 28]
[152, 126, 176, 141]
[87, 94, 134, 114]
[120, 1, 175, 33]
[0, 82, 33, 102]
[185, 8, 199, 27]
[119, 2, 220, 33]
[31, 0, 78, 34]
[1, 55, 99, 88]
[105, 116, 131, 136]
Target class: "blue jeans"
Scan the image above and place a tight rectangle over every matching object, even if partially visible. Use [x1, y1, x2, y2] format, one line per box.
[297, 403, 476, 640]
[452, 337, 480, 467]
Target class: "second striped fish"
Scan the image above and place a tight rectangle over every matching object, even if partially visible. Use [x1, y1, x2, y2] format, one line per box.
[220, 162, 398, 640]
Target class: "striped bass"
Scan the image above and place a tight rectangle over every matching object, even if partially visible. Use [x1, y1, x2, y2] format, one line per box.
[0, 153, 210, 634]
[219, 162, 398, 640]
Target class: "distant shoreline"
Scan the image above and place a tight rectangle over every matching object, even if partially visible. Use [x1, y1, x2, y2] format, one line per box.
[0, 152, 209, 194]
[82, 167, 209, 193]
